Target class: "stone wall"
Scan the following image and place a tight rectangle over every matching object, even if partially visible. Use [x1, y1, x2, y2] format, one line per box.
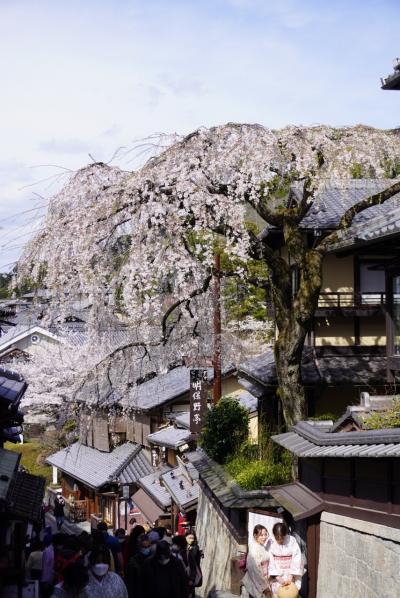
[195, 488, 245, 597]
[317, 511, 400, 598]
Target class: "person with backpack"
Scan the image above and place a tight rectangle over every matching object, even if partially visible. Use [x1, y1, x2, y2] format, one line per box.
[54, 493, 66, 531]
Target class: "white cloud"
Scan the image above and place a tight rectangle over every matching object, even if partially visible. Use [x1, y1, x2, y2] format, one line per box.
[0, 0, 398, 268]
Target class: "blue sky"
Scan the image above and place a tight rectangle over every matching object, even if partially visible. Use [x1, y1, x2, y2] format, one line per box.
[0, 0, 399, 269]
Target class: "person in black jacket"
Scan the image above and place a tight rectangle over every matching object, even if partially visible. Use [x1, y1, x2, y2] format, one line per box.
[185, 531, 203, 597]
[141, 541, 188, 598]
[126, 533, 152, 598]
[54, 494, 65, 531]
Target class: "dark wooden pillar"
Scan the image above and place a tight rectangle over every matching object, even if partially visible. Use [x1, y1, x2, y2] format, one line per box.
[306, 514, 321, 598]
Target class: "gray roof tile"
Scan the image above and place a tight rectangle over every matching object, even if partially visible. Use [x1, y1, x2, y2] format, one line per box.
[147, 427, 192, 449]
[272, 420, 400, 458]
[161, 466, 199, 510]
[0, 448, 20, 500]
[126, 364, 235, 412]
[138, 469, 172, 508]
[174, 412, 190, 429]
[0, 367, 27, 406]
[46, 442, 153, 489]
[6, 471, 46, 523]
[186, 449, 277, 509]
[238, 347, 387, 391]
[297, 180, 400, 230]
[329, 204, 400, 252]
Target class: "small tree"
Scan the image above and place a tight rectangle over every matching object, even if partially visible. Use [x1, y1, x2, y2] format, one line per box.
[200, 396, 248, 463]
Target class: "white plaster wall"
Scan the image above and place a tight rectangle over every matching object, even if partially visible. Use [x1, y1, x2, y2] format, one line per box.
[195, 489, 244, 597]
[317, 512, 400, 598]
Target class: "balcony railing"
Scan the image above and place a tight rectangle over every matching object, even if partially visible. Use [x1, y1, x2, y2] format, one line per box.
[318, 292, 386, 309]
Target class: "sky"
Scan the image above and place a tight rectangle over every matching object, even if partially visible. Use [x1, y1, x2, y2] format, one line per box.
[0, 0, 399, 270]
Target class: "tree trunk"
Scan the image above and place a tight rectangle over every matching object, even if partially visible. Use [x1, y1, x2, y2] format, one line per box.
[274, 323, 308, 427]
[268, 245, 323, 428]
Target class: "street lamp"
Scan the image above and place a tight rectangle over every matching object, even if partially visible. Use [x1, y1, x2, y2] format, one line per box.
[381, 58, 400, 90]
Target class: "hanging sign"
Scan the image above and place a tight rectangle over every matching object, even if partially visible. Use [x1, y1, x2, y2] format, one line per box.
[189, 369, 208, 434]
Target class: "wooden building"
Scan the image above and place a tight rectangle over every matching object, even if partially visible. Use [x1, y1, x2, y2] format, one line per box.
[0, 447, 45, 593]
[239, 180, 400, 422]
[78, 362, 239, 457]
[0, 367, 26, 446]
[272, 418, 400, 597]
[46, 441, 153, 530]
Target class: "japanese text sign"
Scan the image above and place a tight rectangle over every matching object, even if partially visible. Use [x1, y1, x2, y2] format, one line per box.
[189, 369, 208, 434]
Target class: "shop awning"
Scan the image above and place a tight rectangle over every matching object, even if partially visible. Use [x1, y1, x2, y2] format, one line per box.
[268, 482, 323, 521]
[132, 488, 167, 524]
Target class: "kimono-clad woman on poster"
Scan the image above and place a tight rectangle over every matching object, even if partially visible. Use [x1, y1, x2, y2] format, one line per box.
[268, 522, 303, 597]
[241, 524, 272, 597]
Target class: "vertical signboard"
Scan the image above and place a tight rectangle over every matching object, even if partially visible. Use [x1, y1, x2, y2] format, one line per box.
[189, 369, 208, 434]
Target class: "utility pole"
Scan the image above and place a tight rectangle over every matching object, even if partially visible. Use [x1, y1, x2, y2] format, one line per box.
[213, 252, 222, 404]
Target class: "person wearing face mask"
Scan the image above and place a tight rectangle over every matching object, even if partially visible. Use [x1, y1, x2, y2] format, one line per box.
[126, 534, 152, 598]
[87, 546, 128, 598]
[141, 540, 188, 598]
[170, 534, 188, 570]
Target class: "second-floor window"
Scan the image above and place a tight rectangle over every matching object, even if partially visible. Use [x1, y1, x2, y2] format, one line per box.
[392, 275, 400, 356]
[359, 262, 385, 305]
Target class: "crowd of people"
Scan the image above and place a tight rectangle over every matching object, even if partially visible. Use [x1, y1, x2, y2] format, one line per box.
[24, 516, 203, 598]
[241, 521, 303, 598]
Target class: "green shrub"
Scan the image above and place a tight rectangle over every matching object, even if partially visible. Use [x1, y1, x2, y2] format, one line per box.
[308, 413, 336, 421]
[363, 398, 400, 429]
[4, 440, 52, 485]
[226, 450, 291, 490]
[62, 419, 77, 433]
[200, 396, 248, 463]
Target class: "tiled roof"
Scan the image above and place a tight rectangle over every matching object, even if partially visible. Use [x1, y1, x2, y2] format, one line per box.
[0, 448, 20, 500]
[268, 482, 323, 521]
[6, 471, 45, 523]
[147, 427, 192, 449]
[328, 204, 400, 252]
[137, 469, 172, 508]
[296, 180, 400, 230]
[238, 346, 386, 395]
[161, 466, 200, 510]
[46, 442, 153, 489]
[187, 449, 277, 509]
[0, 367, 27, 406]
[236, 390, 258, 414]
[0, 325, 59, 354]
[174, 412, 190, 429]
[272, 421, 400, 458]
[125, 364, 236, 412]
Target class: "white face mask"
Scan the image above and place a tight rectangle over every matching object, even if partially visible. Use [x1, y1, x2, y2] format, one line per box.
[92, 563, 109, 577]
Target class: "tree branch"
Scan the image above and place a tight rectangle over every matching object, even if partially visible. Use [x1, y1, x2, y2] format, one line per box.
[317, 180, 400, 252]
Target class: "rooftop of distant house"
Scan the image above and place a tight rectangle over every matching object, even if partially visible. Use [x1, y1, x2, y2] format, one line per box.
[381, 58, 400, 90]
